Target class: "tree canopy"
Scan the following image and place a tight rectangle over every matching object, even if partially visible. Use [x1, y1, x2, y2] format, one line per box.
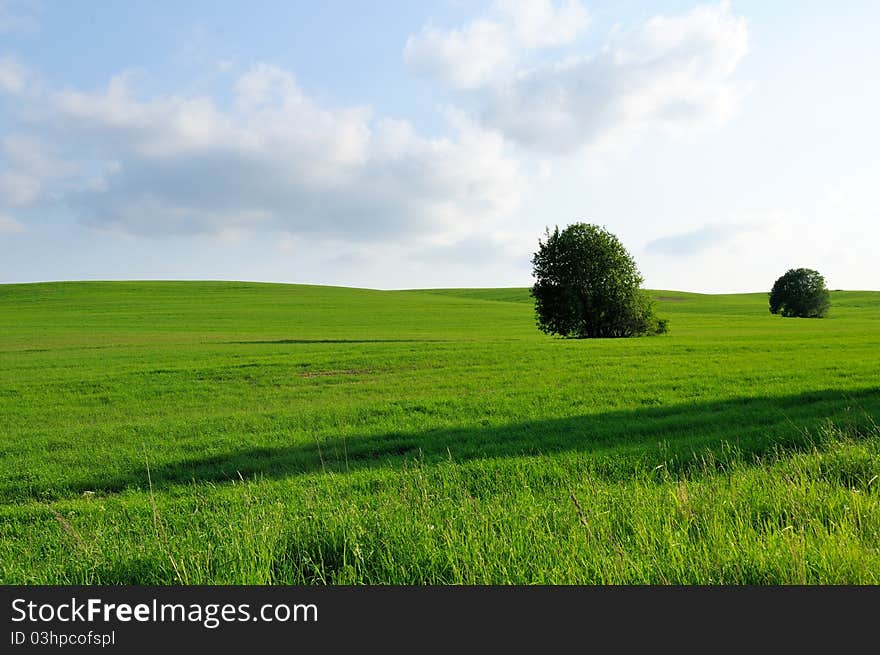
[769, 268, 830, 318]
[530, 223, 667, 338]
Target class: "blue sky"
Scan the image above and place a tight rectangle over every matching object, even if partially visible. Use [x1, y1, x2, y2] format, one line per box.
[1, 0, 878, 291]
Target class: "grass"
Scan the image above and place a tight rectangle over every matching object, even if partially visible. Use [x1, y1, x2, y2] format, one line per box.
[1, 281, 879, 583]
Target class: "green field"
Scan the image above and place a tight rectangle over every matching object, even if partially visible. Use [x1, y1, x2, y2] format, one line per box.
[1, 281, 879, 583]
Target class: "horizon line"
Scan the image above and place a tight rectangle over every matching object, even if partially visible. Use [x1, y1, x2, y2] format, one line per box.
[1, 278, 876, 295]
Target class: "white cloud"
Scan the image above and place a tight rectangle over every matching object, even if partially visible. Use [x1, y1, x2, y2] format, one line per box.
[404, 19, 513, 90]
[645, 222, 760, 256]
[0, 212, 25, 233]
[2, 134, 77, 178]
[0, 134, 78, 207]
[42, 64, 526, 240]
[0, 55, 26, 94]
[0, 170, 39, 205]
[496, 0, 590, 48]
[638, 200, 880, 293]
[407, 2, 749, 155]
[484, 3, 749, 153]
[404, 0, 590, 89]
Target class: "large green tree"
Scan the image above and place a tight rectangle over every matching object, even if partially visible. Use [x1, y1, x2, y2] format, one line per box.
[769, 268, 830, 318]
[530, 223, 668, 338]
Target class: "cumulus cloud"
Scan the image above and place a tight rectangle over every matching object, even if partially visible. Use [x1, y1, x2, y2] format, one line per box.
[404, 20, 513, 90]
[407, 2, 749, 154]
[0, 134, 78, 207]
[1, 2, 750, 253]
[645, 222, 758, 256]
[0, 55, 27, 94]
[37, 64, 525, 239]
[0, 212, 25, 233]
[496, 0, 591, 48]
[404, 0, 590, 89]
[637, 209, 863, 293]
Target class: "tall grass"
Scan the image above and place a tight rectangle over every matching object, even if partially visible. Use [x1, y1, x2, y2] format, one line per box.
[2, 421, 878, 584]
[1, 282, 879, 583]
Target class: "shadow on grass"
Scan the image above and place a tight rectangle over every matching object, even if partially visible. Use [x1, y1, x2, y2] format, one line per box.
[52, 387, 880, 497]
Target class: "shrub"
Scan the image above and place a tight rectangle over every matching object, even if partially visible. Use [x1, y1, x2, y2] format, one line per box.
[530, 223, 668, 338]
[769, 268, 830, 318]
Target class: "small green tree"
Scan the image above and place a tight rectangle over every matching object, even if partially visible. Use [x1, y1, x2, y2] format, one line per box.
[769, 268, 830, 318]
[530, 223, 668, 338]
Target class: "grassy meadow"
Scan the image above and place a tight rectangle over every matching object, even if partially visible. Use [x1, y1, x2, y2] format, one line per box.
[1, 281, 879, 583]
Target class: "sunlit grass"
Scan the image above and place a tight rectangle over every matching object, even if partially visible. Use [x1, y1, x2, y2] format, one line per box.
[1, 281, 878, 583]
